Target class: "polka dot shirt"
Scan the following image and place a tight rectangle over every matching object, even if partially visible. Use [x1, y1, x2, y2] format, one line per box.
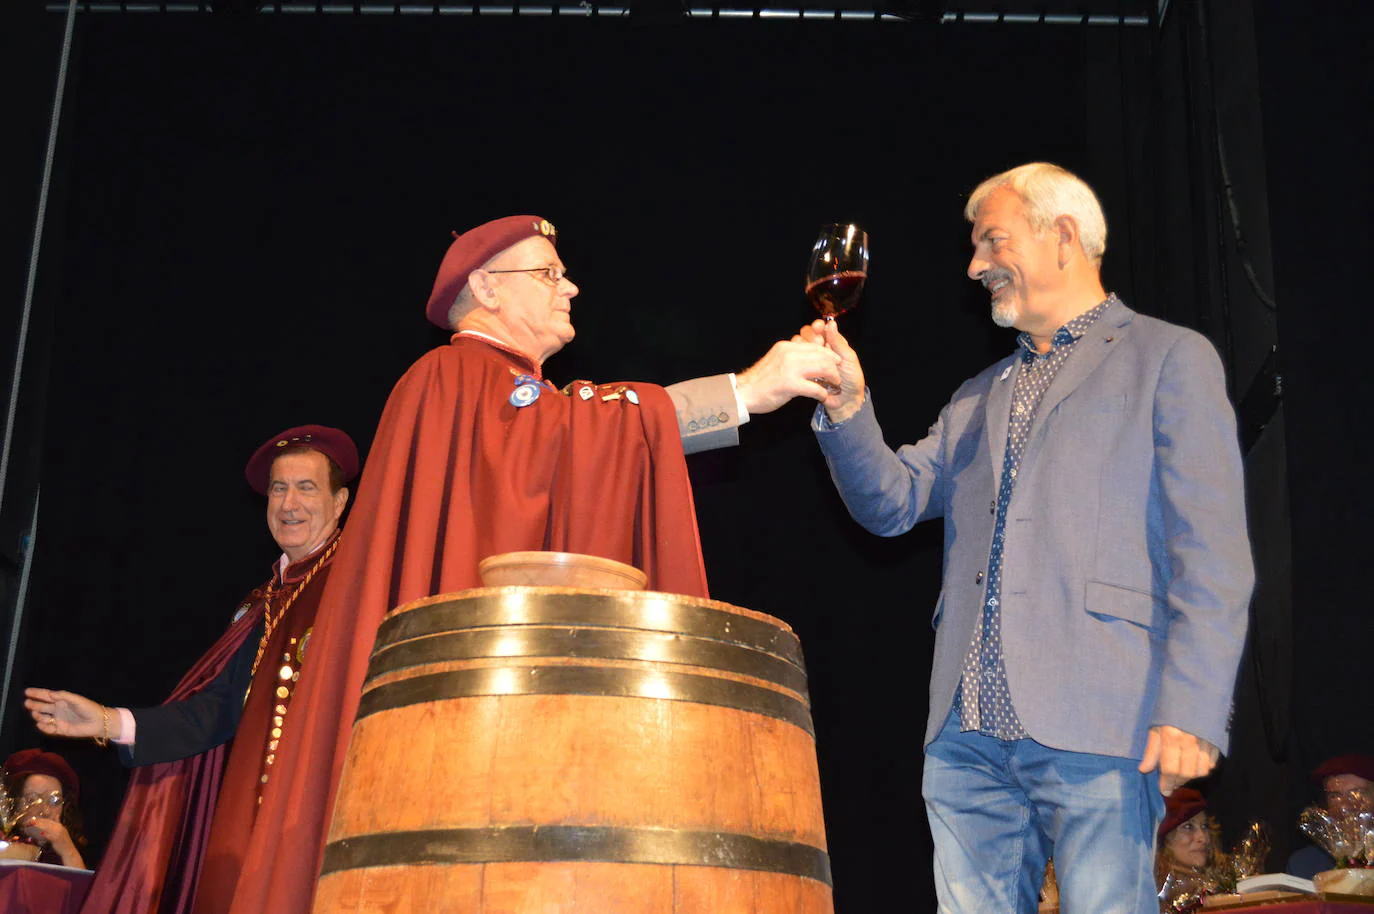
[956, 295, 1116, 740]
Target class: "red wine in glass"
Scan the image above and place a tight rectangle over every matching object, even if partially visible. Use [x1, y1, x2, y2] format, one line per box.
[806, 224, 869, 322]
[805, 270, 866, 318]
[806, 223, 868, 393]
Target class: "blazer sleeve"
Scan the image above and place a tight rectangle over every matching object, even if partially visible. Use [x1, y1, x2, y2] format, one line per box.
[1149, 331, 1255, 753]
[666, 374, 742, 455]
[119, 622, 261, 767]
[813, 390, 948, 537]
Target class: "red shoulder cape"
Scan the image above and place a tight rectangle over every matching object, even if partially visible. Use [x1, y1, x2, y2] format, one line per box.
[227, 336, 708, 914]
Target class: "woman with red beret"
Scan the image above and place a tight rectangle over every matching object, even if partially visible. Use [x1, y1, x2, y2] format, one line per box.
[3, 749, 87, 868]
[1155, 787, 1222, 889]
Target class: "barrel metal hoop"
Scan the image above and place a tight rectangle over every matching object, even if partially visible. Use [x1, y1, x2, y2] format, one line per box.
[367, 627, 810, 698]
[320, 825, 833, 886]
[376, 592, 806, 672]
[356, 665, 815, 736]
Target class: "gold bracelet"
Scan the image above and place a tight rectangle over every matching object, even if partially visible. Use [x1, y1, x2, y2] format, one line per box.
[94, 706, 109, 748]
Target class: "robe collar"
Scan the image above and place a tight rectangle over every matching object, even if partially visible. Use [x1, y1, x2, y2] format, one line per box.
[452, 330, 544, 380]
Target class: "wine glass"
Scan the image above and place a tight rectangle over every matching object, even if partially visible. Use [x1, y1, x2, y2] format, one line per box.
[806, 223, 869, 321]
[805, 223, 868, 393]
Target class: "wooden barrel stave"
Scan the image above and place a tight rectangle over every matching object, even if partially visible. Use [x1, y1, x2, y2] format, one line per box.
[328, 696, 824, 846]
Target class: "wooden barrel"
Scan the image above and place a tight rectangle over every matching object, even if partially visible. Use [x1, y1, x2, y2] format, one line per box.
[315, 586, 832, 913]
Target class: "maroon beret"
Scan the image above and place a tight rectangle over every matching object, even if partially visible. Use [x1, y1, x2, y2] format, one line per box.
[244, 425, 359, 496]
[424, 215, 558, 329]
[4, 749, 79, 804]
[1159, 787, 1208, 841]
[1312, 754, 1374, 786]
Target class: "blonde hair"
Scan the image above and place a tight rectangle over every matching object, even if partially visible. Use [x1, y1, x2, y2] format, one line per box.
[965, 162, 1107, 265]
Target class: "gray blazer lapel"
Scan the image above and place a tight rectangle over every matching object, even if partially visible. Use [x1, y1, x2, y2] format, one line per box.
[983, 353, 1018, 487]
[1026, 301, 1136, 445]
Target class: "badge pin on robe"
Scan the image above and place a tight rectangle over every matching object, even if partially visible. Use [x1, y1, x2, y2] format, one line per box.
[510, 374, 542, 408]
[600, 385, 640, 405]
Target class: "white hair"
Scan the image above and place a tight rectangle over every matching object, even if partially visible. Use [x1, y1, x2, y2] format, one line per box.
[965, 162, 1107, 265]
[445, 247, 509, 330]
[446, 286, 475, 331]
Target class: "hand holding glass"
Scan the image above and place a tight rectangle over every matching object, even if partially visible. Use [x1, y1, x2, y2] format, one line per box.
[804, 223, 868, 393]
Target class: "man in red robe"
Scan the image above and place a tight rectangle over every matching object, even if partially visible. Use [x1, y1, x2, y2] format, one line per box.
[226, 215, 843, 914]
[25, 425, 360, 914]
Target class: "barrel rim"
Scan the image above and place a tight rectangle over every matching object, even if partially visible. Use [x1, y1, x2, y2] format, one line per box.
[386, 587, 795, 633]
[375, 590, 806, 672]
[366, 626, 811, 699]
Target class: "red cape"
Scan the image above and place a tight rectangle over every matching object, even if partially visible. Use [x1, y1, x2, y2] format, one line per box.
[76, 615, 250, 914]
[227, 335, 709, 914]
[79, 534, 339, 914]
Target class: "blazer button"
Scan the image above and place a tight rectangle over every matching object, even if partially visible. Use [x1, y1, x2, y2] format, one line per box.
[975, 571, 984, 585]
[989, 500, 995, 515]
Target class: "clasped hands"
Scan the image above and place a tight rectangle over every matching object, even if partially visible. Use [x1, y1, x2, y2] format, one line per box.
[736, 320, 866, 421]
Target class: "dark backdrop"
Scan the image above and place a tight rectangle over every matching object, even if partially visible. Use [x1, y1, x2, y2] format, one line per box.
[0, 2, 1368, 910]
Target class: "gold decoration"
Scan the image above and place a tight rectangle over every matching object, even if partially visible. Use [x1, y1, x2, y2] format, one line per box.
[249, 536, 340, 681]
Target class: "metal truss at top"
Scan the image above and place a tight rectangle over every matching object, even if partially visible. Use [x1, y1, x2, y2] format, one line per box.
[43, 0, 1151, 25]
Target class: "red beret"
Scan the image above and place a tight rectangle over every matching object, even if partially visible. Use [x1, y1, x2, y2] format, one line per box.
[424, 215, 558, 329]
[1159, 787, 1207, 841]
[4, 749, 79, 804]
[244, 425, 359, 496]
[1312, 754, 1374, 786]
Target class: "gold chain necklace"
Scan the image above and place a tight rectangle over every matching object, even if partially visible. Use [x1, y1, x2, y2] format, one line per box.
[248, 537, 340, 680]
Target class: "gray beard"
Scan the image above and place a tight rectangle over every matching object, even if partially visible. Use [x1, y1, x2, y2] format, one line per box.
[991, 298, 1019, 328]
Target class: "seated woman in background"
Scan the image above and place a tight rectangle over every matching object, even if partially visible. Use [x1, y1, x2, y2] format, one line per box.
[1156, 787, 1224, 887]
[3, 749, 87, 868]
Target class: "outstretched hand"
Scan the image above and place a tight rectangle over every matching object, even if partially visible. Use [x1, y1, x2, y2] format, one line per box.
[735, 335, 842, 415]
[24, 688, 116, 741]
[1138, 724, 1219, 795]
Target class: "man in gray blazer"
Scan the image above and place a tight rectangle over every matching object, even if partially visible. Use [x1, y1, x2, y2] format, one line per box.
[808, 164, 1253, 913]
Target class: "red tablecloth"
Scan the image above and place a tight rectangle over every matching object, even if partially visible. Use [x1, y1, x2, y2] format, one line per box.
[0, 861, 94, 914]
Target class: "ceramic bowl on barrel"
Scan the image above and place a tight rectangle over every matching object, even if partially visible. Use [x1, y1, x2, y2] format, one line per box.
[477, 551, 648, 590]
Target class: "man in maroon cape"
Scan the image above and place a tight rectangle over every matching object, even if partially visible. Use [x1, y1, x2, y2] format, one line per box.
[222, 215, 842, 914]
[25, 425, 360, 914]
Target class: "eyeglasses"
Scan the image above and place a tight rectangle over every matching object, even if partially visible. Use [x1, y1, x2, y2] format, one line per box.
[1325, 787, 1371, 807]
[19, 790, 63, 810]
[485, 264, 567, 286]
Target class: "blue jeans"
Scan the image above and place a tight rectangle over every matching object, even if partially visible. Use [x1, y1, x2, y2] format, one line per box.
[923, 710, 1164, 914]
